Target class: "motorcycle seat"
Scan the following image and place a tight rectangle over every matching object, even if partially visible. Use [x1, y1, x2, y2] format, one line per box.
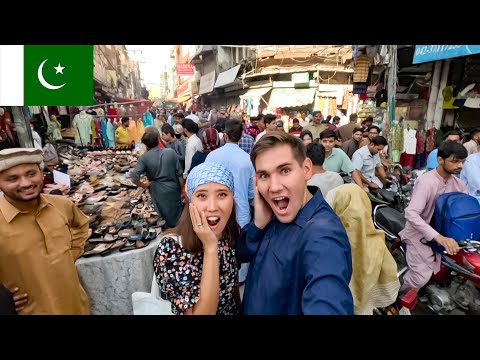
[375, 206, 406, 238]
[379, 189, 396, 205]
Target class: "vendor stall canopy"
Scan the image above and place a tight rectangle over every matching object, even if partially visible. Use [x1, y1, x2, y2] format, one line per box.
[268, 88, 316, 108]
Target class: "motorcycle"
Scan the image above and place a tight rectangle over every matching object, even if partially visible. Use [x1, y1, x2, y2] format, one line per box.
[373, 204, 480, 315]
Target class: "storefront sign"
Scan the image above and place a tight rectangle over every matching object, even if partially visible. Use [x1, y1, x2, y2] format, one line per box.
[291, 72, 310, 87]
[176, 63, 195, 76]
[413, 45, 480, 64]
[199, 71, 216, 95]
[176, 81, 190, 97]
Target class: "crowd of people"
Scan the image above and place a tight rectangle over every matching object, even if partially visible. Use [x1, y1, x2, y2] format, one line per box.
[1, 104, 480, 315]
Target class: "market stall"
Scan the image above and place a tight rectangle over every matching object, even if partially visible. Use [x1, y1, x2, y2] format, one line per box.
[44, 146, 166, 314]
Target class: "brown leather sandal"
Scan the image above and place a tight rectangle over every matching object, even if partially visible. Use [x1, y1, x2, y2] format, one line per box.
[82, 243, 113, 257]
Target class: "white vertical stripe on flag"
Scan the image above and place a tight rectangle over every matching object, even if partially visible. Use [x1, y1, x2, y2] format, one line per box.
[0, 45, 24, 106]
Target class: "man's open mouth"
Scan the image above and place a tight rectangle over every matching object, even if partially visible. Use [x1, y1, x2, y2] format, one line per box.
[272, 196, 289, 212]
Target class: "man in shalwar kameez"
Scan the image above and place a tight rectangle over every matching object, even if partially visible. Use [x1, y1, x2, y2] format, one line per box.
[399, 142, 468, 294]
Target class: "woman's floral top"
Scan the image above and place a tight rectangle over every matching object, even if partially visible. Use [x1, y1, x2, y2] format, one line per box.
[153, 235, 239, 315]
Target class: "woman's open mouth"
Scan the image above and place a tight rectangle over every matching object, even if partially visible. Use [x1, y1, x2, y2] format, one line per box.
[207, 217, 220, 229]
[272, 196, 289, 214]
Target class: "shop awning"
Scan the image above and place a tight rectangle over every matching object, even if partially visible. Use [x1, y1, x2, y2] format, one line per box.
[268, 88, 316, 108]
[191, 45, 215, 61]
[214, 65, 241, 88]
[239, 87, 272, 99]
[167, 95, 192, 103]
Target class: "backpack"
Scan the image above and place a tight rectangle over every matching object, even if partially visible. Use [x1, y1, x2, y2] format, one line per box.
[433, 192, 480, 252]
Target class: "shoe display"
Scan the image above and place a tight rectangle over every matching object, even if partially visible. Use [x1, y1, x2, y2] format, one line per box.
[45, 147, 166, 259]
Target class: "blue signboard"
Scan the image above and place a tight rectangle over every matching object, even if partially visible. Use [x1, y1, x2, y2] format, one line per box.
[413, 45, 480, 64]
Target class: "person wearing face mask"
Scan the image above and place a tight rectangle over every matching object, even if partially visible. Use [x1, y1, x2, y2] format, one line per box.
[153, 162, 241, 315]
[399, 142, 468, 295]
[236, 131, 353, 315]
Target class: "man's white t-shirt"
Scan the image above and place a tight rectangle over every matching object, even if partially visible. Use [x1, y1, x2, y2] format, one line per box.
[307, 171, 344, 198]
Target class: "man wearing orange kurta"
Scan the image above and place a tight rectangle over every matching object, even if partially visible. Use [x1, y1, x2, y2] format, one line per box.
[0, 148, 90, 315]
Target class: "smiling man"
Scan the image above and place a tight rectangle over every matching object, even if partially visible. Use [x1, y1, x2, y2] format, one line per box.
[236, 132, 353, 315]
[0, 148, 90, 314]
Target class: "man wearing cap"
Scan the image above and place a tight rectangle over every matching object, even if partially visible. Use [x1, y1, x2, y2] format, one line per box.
[275, 120, 285, 132]
[0, 148, 91, 315]
[172, 123, 188, 147]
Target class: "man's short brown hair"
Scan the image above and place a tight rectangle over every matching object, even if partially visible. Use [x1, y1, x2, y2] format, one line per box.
[251, 132, 306, 169]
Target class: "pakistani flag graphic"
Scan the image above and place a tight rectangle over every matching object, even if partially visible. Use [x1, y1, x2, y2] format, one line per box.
[23, 45, 93, 105]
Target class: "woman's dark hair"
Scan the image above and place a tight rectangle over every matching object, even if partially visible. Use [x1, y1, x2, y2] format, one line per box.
[165, 200, 239, 254]
[300, 130, 313, 140]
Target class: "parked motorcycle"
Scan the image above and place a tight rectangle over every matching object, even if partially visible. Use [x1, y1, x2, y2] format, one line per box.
[373, 204, 480, 315]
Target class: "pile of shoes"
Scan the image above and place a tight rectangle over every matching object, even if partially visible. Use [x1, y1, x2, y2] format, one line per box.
[46, 147, 167, 258]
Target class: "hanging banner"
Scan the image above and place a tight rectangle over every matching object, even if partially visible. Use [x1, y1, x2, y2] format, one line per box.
[413, 45, 480, 64]
[176, 63, 195, 76]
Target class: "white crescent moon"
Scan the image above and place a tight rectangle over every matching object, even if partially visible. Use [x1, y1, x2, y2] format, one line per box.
[37, 59, 66, 90]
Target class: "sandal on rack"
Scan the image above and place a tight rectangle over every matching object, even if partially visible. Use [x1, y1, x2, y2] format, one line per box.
[119, 240, 137, 252]
[100, 239, 127, 256]
[82, 243, 113, 257]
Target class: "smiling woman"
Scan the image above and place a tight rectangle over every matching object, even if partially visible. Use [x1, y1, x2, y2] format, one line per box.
[152, 162, 241, 315]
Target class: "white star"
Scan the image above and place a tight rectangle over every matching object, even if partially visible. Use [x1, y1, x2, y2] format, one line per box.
[54, 63, 65, 74]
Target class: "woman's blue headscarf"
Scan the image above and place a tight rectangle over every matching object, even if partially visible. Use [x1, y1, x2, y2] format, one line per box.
[187, 162, 234, 201]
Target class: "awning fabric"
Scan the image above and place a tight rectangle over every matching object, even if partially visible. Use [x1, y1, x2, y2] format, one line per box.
[165, 95, 191, 103]
[214, 65, 241, 88]
[239, 87, 272, 99]
[268, 88, 316, 108]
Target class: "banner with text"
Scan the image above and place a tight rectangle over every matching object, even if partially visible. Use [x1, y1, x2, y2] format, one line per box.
[176, 63, 195, 76]
[413, 45, 480, 64]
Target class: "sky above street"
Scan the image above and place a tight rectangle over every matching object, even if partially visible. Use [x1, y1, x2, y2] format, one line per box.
[125, 45, 172, 86]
